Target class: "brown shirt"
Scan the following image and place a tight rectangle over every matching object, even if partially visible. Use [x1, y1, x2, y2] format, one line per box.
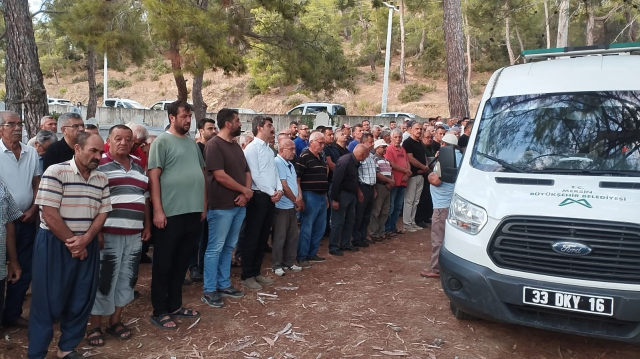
[205, 136, 249, 210]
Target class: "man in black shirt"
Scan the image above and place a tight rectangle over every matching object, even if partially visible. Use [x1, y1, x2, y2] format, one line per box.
[196, 118, 217, 155]
[458, 120, 473, 152]
[416, 130, 436, 227]
[335, 129, 350, 157]
[328, 145, 369, 256]
[402, 122, 429, 232]
[42, 113, 84, 171]
[322, 127, 340, 236]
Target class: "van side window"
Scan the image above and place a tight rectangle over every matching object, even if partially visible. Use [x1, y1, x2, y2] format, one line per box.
[307, 106, 328, 115]
[288, 107, 304, 115]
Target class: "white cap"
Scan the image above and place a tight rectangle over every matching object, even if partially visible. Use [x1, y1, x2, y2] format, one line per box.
[374, 139, 388, 149]
[442, 133, 458, 146]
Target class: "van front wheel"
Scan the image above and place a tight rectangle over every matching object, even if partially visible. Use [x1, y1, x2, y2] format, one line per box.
[450, 302, 477, 320]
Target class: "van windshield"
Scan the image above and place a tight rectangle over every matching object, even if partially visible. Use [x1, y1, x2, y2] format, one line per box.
[472, 91, 640, 176]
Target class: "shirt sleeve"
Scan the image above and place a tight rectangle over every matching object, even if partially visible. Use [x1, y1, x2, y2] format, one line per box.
[244, 144, 276, 196]
[275, 159, 287, 180]
[3, 189, 23, 222]
[147, 136, 166, 171]
[295, 153, 306, 178]
[32, 151, 43, 177]
[99, 183, 112, 213]
[331, 160, 345, 202]
[35, 166, 63, 209]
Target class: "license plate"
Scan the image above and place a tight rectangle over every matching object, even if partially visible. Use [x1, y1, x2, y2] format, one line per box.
[522, 286, 614, 316]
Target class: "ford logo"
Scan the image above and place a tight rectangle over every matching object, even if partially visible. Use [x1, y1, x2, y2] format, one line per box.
[551, 241, 592, 256]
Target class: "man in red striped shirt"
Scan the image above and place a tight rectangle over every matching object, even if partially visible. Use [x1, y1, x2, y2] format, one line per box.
[86, 125, 151, 346]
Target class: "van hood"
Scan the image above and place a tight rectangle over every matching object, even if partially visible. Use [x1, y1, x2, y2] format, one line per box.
[455, 169, 638, 223]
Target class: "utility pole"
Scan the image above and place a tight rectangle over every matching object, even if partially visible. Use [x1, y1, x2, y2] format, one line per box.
[381, 1, 399, 114]
[103, 52, 108, 104]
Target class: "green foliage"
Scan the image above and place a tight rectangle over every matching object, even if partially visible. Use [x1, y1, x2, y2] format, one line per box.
[398, 83, 436, 104]
[391, 68, 401, 82]
[71, 74, 89, 83]
[160, 90, 166, 96]
[364, 71, 377, 85]
[287, 89, 311, 97]
[150, 74, 160, 82]
[471, 80, 487, 97]
[247, 79, 262, 98]
[108, 78, 132, 90]
[59, 88, 67, 95]
[48, 111, 62, 121]
[202, 79, 212, 88]
[96, 83, 104, 98]
[149, 57, 171, 76]
[284, 96, 304, 108]
[0, 89, 6, 101]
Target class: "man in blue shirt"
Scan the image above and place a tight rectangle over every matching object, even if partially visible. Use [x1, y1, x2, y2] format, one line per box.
[294, 124, 310, 156]
[347, 124, 364, 152]
[422, 133, 463, 279]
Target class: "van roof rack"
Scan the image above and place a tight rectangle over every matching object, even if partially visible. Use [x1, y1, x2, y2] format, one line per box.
[522, 42, 640, 62]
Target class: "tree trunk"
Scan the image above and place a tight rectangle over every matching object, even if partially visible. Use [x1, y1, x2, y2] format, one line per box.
[463, 0, 472, 97]
[543, 0, 551, 48]
[556, 0, 569, 47]
[418, 10, 426, 56]
[586, 1, 595, 46]
[86, 48, 97, 119]
[169, 38, 188, 102]
[192, 68, 207, 120]
[399, 0, 406, 83]
[515, 26, 524, 54]
[505, 16, 515, 65]
[442, 0, 469, 118]
[626, 9, 638, 42]
[3, 0, 48, 138]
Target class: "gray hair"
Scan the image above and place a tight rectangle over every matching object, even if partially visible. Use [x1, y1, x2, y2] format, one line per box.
[0, 111, 19, 124]
[373, 125, 381, 131]
[40, 116, 55, 126]
[238, 131, 254, 146]
[391, 128, 403, 137]
[309, 131, 324, 142]
[35, 130, 57, 145]
[58, 112, 83, 127]
[126, 122, 149, 141]
[381, 129, 391, 138]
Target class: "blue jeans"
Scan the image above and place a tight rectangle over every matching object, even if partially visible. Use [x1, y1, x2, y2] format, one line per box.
[203, 207, 246, 293]
[297, 191, 327, 261]
[385, 186, 406, 232]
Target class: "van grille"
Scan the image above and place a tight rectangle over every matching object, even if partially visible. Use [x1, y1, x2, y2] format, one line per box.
[488, 217, 640, 284]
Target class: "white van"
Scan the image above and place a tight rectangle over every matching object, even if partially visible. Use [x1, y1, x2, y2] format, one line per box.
[438, 43, 640, 343]
[286, 102, 346, 116]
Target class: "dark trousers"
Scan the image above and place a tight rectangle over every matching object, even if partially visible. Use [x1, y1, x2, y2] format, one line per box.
[189, 220, 208, 272]
[272, 208, 299, 269]
[352, 184, 374, 245]
[239, 192, 275, 280]
[3, 221, 36, 326]
[329, 191, 357, 251]
[28, 229, 100, 359]
[415, 182, 434, 224]
[151, 212, 200, 317]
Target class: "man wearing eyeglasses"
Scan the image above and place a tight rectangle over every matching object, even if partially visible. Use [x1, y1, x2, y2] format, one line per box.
[0, 111, 42, 329]
[42, 113, 85, 171]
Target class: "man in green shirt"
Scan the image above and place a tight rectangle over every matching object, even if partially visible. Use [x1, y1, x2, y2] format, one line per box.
[147, 101, 206, 330]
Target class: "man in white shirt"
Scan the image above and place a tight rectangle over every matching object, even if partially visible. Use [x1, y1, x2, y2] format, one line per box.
[0, 111, 42, 328]
[241, 116, 283, 290]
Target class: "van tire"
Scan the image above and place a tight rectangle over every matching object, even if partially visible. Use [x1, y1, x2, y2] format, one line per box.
[450, 302, 476, 320]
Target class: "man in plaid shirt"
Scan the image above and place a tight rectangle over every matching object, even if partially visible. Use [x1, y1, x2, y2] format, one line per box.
[352, 133, 377, 248]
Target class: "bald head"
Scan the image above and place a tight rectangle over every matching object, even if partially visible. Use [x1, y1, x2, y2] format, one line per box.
[353, 144, 369, 161]
[278, 138, 295, 161]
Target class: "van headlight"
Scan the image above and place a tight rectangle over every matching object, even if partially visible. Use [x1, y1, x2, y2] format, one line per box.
[448, 195, 487, 235]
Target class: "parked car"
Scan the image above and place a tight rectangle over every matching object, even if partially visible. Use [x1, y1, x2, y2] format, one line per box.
[104, 98, 147, 109]
[376, 112, 419, 119]
[48, 98, 74, 106]
[149, 100, 193, 111]
[286, 102, 347, 116]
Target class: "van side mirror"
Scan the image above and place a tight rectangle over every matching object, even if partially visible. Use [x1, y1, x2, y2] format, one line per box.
[438, 146, 458, 183]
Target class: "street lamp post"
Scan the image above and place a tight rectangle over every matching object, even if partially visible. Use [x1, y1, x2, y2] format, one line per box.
[381, 1, 399, 114]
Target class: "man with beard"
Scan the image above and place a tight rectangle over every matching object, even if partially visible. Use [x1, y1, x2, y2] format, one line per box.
[289, 121, 299, 140]
[201, 109, 251, 307]
[28, 131, 112, 359]
[147, 101, 205, 329]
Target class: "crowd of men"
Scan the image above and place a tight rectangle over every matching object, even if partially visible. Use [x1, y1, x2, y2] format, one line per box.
[0, 102, 469, 358]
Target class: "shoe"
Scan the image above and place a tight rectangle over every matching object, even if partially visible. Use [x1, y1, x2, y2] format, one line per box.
[134, 290, 141, 299]
[265, 245, 273, 253]
[307, 255, 326, 262]
[255, 275, 275, 285]
[403, 226, 417, 233]
[274, 268, 286, 276]
[183, 277, 193, 286]
[218, 286, 245, 298]
[352, 242, 369, 248]
[242, 277, 263, 290]
[286, 264, 303, 272]
[420, 270, 440, 278]
[385, 231, 398, 238]
[411, 224, 424, 231]
[297, 260, 312, 268]
[416, 221, 429, 228]
[3, 317, 28, 329]
[140, 254, 152, 264]
[329, 249, 344, 256]
[201, 291, 225, 308]
[190, 268, 203, 282]
[341, 246, 360, 252]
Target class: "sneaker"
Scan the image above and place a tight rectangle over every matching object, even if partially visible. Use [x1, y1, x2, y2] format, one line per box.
[403, 226, 417, 233]
[329, 249, 344, 256]
[274, 268, 286, 276]
[201, 291, 225, 308]
[242, 277, 263, 290]
[286, 264, 303, 272]
[255, 275, 275, 285]
[218, 286, 245, 298]
[307, 255, 326, 262]
[190, 268, 203, 282]
[411, 224, 424, 231]
[297, 260, 312, 268]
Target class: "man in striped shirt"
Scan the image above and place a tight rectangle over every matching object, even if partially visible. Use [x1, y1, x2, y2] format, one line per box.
[369, 140, 394, 241]
[86, 125, 151, 346]
[29, 131, 112, 359]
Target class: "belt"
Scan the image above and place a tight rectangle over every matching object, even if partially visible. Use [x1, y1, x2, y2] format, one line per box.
[359, 182, 375, 187]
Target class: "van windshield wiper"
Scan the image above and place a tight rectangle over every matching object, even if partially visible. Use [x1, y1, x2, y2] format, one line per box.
[530, 169, 640, 177]
[476, 151, 527, 173]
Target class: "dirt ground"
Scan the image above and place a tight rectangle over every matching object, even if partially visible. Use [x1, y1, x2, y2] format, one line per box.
[2, 227, 639, 359]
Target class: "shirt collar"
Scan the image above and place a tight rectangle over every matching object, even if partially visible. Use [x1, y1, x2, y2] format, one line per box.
[253, 137, 267, 147]
[0, 139, 27, 154]
[69, 156, 99, 179]
[276, 154, 290, 165]
[104, 150, 133, 168]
